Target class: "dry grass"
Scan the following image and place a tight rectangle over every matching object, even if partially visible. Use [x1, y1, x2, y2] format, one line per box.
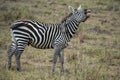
[0, 0, 120, 80]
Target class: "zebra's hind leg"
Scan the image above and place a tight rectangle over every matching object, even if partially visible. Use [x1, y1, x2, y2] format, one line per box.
[14, 42, 26, 71]
[7, 42, 17, 69]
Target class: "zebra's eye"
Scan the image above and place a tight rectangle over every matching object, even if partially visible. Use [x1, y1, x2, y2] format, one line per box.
[76, 12, 81, 17]
[78, 13, 81, 16]
[75, 11, 81, 16]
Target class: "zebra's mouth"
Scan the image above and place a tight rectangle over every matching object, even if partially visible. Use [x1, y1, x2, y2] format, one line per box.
[82, 9, 91, 22]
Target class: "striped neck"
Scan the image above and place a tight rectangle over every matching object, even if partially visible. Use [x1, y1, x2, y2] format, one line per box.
[64, 20, 80, 38]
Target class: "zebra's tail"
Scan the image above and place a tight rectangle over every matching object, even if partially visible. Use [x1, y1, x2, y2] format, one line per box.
[10, 20, 24, 29]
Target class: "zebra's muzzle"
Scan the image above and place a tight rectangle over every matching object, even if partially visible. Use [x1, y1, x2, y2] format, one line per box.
[82, 9, 91, 22]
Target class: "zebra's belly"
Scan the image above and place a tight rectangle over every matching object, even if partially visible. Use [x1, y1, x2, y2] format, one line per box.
[29, 41, 54, 49]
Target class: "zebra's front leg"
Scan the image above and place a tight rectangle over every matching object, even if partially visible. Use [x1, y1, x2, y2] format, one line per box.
[59, 49, 64, 72]
[52, 47, 61, 73]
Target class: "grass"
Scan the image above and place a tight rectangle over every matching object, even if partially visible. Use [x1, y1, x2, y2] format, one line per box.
[0, 0, 120, 80]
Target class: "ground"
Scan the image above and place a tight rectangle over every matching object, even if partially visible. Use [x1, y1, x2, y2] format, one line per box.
[0, 0, 120, 80]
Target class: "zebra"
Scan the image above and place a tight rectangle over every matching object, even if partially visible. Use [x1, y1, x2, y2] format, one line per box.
[6, 5, 91, 73]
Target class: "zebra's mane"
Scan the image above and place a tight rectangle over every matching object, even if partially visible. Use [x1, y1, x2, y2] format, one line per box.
[61, 9, 78, 23]
[61, 13, 72, 23]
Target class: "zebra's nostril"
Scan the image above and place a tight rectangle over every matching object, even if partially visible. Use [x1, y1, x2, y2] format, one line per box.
[87, 9, 91, 13]
[84, 9, 91, 17]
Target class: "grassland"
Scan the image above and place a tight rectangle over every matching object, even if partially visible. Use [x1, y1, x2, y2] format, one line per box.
[0, 0, 120, 80]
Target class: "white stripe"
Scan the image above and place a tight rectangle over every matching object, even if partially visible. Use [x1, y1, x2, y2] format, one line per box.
[18, 26, 36, 45]
[27, 23, 42, 47]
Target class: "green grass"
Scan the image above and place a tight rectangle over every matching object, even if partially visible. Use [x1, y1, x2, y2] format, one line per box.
[0, 0, 120, 80]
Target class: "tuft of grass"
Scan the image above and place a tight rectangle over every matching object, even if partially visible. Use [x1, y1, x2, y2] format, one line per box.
[0, 4, 35, 26]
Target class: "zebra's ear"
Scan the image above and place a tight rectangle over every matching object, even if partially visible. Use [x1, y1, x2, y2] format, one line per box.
[68, 6, 75, 14]
[77, 5, 82, 10]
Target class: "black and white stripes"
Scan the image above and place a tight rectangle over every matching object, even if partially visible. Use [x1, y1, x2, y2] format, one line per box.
[7, 5, 90, 72]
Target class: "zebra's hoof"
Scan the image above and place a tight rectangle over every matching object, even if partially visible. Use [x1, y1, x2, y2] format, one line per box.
[16, 68, 21, 72]
[5, 64, 11, 70]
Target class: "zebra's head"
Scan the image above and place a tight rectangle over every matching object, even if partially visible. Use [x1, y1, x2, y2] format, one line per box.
[67, 5, 91, 23]
[60, 5, 91, 33]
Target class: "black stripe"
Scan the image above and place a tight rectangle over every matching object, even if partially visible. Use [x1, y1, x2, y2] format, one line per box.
[27, 21, 44, 47]
[68, 23, 75, 34]
[15, 36, 29, 40]
[25, 23, 39, 45]
[43, 27, 52, 48]
[13, 32, 29, 37]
